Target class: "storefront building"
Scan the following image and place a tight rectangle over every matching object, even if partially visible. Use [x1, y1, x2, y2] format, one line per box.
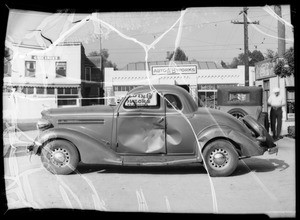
[104, 61, 255, 107]
[3, 42, 102, 121]
[255, 59, 295, 122]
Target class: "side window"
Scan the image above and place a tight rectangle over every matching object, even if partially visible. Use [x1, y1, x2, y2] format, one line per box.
[164, 94, 182, 110]
[124, 92, 160, 109]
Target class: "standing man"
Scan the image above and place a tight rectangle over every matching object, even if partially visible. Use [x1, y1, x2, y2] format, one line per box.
[268, 87, 286, 140]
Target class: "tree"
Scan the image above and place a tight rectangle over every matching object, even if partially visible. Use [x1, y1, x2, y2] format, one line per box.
[88, 49, 117, 70]
[274, 47, 294, 77]
[166, 47, 188, 61]
[228, 50, 265, 68]
[220, 60, 229, 68]
[264, 49, 278, 60]
[249, 50, 265, 65]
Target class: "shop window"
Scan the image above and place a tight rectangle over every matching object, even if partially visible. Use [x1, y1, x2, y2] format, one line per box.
[57, 88, 64, 94]
[56, 62, 67, 77]
[85, 67, 91, 81]
[198, 91, 217, 108]
[71, 88, 78, 94]
[21, 87, 34, 94]
[36, 87, 45, 94]
[46, 88, 55, 94]
[58, 95, 77, 107]
[286, 88, 295, 119]
[65, 88, 71, 94]
[25, 61, 36, 77]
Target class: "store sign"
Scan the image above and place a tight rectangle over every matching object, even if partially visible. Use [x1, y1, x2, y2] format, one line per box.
[151, 65, 197, 75]
[31, 55, 60, 60]
[255, 60, 276, 80]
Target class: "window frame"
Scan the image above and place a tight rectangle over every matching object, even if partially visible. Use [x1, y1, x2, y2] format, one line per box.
[56, 61, 67, 78]
[25, 61, 36, 77]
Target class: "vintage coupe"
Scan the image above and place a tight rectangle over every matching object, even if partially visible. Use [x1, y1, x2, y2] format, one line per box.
[28, 85, 277, 177]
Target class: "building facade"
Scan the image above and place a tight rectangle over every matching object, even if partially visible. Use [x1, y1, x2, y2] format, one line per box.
[104, 61, 255, 107]
[3, 42, 102, 121]
[255, 59, 295, 122]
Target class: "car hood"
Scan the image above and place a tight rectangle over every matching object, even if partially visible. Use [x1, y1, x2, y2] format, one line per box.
[193, 107, 252, 135]
[42, 105, 116, 119]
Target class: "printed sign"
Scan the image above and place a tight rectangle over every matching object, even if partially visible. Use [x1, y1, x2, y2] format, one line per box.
[31, 55, 60, 60]
[125, 92, 157, 107]
[255, 60, 276, 80]
[151, 65, 197, 75]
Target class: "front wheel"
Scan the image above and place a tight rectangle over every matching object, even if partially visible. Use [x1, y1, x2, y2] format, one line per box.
[202, 139, 238, 177]
[41, 140, 79, 175]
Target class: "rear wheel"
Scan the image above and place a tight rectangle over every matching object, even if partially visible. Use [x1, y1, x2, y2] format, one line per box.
[203, 139, 238, 177]
[41, 140, 79, 175]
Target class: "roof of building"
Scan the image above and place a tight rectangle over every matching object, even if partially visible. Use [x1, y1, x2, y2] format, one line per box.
[120, 60, 222, 70]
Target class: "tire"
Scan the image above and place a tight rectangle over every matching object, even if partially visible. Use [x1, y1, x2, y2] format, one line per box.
[258, 112, 269, 132]
[227, 108, 248, 119]
[202, 139, 239, 177]
[41, 140, 79, 175]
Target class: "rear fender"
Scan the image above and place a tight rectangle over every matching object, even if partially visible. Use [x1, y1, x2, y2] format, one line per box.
[197, 125, 265, 158]
[32, 128, 122, 165]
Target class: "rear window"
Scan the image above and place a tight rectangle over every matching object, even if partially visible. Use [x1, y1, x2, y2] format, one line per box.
[228, 92, 250, 103]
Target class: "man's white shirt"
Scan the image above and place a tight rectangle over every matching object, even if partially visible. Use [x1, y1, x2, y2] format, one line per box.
[268, 94, 285, 109]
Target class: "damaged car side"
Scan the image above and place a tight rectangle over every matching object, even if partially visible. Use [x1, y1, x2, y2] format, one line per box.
[28, 85, 277, 177]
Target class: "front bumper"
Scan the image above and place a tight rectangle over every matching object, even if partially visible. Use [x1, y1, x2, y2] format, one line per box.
[27, 140, 42, 154]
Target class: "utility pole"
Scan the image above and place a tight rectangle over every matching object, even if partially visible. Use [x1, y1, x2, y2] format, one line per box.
[274, 5, 286, 87]
[231, 7, 259, 86]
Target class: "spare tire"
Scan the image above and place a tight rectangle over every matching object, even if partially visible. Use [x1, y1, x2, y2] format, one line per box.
[227, 108, 248, 119]
[242, 115, 275, 148]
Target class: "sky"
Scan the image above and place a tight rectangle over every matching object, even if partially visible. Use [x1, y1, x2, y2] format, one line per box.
[5, 5, 294, 69]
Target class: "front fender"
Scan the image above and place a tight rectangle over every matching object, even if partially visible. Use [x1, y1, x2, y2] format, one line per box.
[31, 128, 122, 165]
[197, 125, 265, 157]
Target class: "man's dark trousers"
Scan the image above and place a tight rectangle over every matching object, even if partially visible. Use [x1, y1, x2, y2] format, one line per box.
[270, 107, 282, 139]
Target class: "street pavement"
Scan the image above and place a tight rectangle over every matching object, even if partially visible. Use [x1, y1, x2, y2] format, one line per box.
[2, 129, 296, 217]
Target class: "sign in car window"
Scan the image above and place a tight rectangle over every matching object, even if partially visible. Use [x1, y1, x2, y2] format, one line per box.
[124, 92, 158, 108]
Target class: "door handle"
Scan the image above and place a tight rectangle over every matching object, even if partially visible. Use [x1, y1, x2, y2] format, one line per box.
[153, 117, 165, 128]
[157, 117, 164, 124]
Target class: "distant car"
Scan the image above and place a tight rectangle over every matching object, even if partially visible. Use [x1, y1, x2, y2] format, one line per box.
[28, 85, 277, 177]
[217, 86, 269, 131]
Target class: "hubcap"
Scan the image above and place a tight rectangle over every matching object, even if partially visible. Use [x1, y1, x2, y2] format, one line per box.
[209, 148, 229, 168]
[50, 148, 70, 167]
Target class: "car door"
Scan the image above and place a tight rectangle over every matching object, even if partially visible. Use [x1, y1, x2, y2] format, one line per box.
[164, 94, 196, 155]
[116, 91, 166, 154]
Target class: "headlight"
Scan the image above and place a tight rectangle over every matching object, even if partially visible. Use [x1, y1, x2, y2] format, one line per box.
[37, 118, 52, 130]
